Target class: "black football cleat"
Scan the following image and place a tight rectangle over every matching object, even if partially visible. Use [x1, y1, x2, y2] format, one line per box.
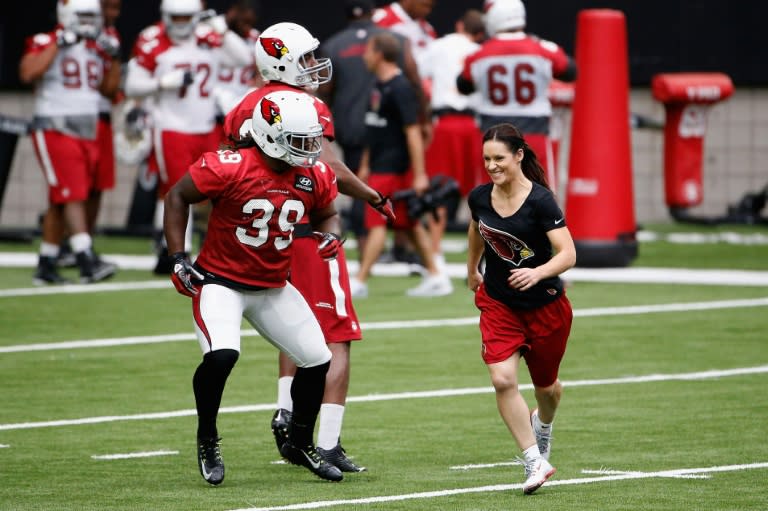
[317, 442, 367, 473]
[280, 441, 343, 482]
[77, 250, 117, 283]
[33, 256, 71, 286]
[197, 436, 225, 485]
[270, 408, 292, 453]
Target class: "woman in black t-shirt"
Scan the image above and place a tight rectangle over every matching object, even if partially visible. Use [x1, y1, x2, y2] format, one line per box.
[466, 122, 576, 495]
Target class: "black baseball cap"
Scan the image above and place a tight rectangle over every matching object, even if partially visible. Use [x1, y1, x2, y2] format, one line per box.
[345, 0, 375, 18]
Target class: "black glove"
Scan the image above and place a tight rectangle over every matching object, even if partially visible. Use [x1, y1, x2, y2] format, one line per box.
[369, 191, 396, 223]
[56, 29, 80, 48]
[313, 232, 345, 261]
[170, 252, 204, 297]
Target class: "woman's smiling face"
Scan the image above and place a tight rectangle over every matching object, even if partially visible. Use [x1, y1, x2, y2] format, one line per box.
[483, 139, 523, 184]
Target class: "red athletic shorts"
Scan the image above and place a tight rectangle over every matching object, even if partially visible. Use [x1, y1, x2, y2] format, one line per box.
[425, 114, 484, 196]
[155, 130, 220, 196]
[289, 235, 362, 343]
[31, 129, 99, 204]
[365, 172, 417, 230]
[95, 117, 115, 191]
[475, 283, 572, 387]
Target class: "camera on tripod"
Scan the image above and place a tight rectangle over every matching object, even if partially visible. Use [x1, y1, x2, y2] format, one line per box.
[392, 175, 461, 220]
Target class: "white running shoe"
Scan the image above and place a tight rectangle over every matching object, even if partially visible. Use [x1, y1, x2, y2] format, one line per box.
[349, 278, 368, 298]
[522, 457, 556, 495]
[530, 408, 552, 461]
[405, 273, 453, 297]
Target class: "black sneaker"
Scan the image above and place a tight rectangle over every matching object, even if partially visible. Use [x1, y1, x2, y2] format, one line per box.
[317, 442, 367, 473]
[270, 408, 291, 453]
[280, 441, 343, 482]
[77, 250, 117, 283]
[33, 256, 71, 285]
[197, 436, 225, 485]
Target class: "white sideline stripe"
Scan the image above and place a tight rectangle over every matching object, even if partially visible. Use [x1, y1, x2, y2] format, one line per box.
[1, 365, 766, 432]
[229, 462, 768, 511]
[2, 297, 767, 354]
[0, 444, 9, 448]
[91, 450, 178, 460]
[3, 265, 768, 298]
[580, 468, 709, 479]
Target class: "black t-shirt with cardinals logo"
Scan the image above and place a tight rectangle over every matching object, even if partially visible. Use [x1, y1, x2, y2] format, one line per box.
[468, 182, 566, 310]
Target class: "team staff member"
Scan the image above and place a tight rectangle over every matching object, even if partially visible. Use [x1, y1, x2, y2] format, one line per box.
[466, 123, 576, 495]
[349, 32, 452, 299]
[164, 90, 345, 485]
[457, 0, 576, 187]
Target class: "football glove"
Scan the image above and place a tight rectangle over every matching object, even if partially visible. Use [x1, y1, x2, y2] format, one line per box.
[96, 31, 121, 59]
[314, 232, 345, 261]
[198, 10, 229, 35]
[159, 69, 194, 90]
[56, 29, 79, 48]
[170, 252, 204, 297]
[369, 191, 396, 223]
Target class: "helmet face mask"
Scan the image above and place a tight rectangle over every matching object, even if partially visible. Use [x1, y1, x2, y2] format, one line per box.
[160, 0, 203, 41]
[57, 0, 103, 39]
[256, 22, 333, 90]
[250, 91, 323, 168]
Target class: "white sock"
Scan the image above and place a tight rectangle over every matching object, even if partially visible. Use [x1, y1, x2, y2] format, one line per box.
[69, 232, 92, 254]
[317, 403, 345, 450]
[277, 376, 293, 412]
[39, 241, 59, 257]
[523, 444, 541, 463]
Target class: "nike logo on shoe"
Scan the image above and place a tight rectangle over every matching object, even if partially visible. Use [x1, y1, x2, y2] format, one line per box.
[302, 450, 321, 469]
[200, 461, 214, 480]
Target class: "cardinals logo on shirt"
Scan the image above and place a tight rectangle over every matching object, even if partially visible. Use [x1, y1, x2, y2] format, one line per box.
[260, 98, 282, 126]
[478, 220, 534, 266]
[260, 37, 289, 59]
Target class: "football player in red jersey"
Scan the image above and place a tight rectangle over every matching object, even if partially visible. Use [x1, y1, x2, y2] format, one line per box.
[124, 0, 253, 273]
[225, 22, 396, 473]
[164, 90, 345, 485]
[457, 0, 576, 189]
[466, 123, 576, 494]
[21, 0, 120, 285]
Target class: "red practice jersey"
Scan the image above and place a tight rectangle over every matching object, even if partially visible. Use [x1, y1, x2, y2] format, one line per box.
[223, 82, 335, 143]
[190, 148, 338, 288]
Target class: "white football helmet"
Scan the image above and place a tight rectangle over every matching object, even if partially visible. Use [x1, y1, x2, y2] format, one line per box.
[161, 0, 203, 42]
[114, 99, 153, 165]
[484, 0, 526, 36]
[255, 22, 332, 90]
[57, 0, 103, 39]
[249, 90, 323, 167]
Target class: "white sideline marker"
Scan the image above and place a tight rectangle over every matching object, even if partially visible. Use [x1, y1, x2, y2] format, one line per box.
[228, 462, 768, 511]
[91, 450, 178, 460]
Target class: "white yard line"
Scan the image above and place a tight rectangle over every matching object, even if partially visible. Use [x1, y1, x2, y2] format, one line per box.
[3, 265, 768, 298]
[2, 297, 767, 354]
[91, 450, 178, 460]
[1, 365, 766, 432]
[228, 462, 768, 511]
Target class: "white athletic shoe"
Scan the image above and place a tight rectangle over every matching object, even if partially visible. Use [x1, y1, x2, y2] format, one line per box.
[530, 408, 552, 461]
[349, 278, 368, 298]
[522, 457, 556, 495]
[405, 273, 453, 297]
